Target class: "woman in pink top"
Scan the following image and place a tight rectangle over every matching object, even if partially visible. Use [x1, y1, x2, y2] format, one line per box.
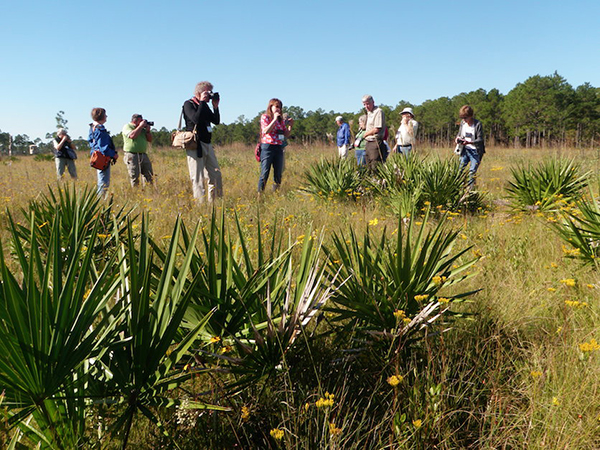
[258, 98, 293, 191]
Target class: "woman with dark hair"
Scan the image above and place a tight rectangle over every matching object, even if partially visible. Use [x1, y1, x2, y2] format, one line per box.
[455, 105, 485, 186]
[88, 108, 117, 196]
[258, 98, 293, 192]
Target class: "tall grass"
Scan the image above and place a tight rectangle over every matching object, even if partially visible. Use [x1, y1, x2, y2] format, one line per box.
[0, 145, 598, 448]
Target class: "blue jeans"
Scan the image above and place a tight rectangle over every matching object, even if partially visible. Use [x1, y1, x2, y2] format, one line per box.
[97, 166, 111, 196]
[397, 145, 412, 155]
[258, 144, 284, 191]
[355, 149, 365, 166]
[460, 147, 482, 185]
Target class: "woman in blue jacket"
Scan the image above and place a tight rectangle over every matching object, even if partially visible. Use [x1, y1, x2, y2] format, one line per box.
[88, 108, 117, 196]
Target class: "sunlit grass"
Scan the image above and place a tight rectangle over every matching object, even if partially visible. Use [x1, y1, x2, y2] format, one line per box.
[0, 144, 598, 448]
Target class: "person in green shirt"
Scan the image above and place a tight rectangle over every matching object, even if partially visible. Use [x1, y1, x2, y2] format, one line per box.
[122, 113, 154, 187]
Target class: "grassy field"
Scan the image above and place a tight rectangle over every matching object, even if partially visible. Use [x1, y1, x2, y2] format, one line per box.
[0, 144, 598, 449]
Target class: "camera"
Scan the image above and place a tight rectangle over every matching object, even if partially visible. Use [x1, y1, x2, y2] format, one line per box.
[207, 91, 220, 101]
[144, 120, 155, 127]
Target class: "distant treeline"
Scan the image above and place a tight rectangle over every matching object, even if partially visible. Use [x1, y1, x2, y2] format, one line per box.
[1, 72, 599, 155]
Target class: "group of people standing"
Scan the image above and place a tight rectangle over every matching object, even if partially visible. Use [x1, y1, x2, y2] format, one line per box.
[336, 96, 485, 185]
[53, 84, 485, 201]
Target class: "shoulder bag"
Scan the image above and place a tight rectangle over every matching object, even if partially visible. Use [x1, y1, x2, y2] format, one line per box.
[171, 108, 197, 150]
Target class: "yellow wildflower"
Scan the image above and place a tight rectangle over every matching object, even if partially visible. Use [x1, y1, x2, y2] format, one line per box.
[562, 246, 581, 256]
[210, 336, 221, 344]
[547, 287, 556, 292]
[552, 397, 560, 406]
[412, 419, 422, 428]
[368, 218, 379, 226]
[241, 406, 250, 421]
[438, 297, 450, 304]
[270, 428, 284, 440]
[414, 295, 428, 302]
[556, 327, 562, 334]
[586, 284, 595, 289]
[329, 422, 342, 436]
[315, 392, 335, 408]
[559, 279, 576, 287]
[579, 338, 600, 353]
[387, 375, 403, 387]
[304, 402, 310, 411]
[393, 309, 406, 320]
[530, 370, 543, 378]
[565, 300, 588, 309]
[432, 275, 444, 286]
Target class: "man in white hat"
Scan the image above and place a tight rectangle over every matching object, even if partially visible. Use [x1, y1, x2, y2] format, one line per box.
[335, 115, 351, 158]
[395, 107, 419, 155]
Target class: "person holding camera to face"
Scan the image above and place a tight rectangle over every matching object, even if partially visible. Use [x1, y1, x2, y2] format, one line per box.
[182, 81, 223, 203]
[258, 98, 293, 192]
[53, 128, 78, 180]
[122, 114, 154, 187]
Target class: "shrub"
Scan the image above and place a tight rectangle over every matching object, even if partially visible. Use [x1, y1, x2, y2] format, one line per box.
[553, 192, 600, 267]
[506, 159, 589, 211]
[300, 157, 365, 201]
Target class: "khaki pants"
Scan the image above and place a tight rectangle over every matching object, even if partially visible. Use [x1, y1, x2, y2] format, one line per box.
[186, 142, 223, 202]
[123, 152, 153, 187]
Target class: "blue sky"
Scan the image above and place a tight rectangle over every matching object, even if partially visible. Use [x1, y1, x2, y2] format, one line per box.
[1, 0, 599, 140]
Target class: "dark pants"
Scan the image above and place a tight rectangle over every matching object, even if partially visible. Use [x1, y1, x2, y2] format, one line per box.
[258, 143, 284, 191]
[365, 140, 384, 171]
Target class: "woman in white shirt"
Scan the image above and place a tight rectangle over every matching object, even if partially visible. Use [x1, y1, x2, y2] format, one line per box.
[455, 105, 485, 186]
[395, 107, 418, 155]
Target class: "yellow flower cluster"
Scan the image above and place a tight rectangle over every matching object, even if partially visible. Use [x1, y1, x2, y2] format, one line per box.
[438, 297, 450, 304]
[209, 336, 221, 343]
[552, 397, 560, 406]
[270, 428, 284, 440]
[241, 406, 250, 421]
[579, 338, 599, 353]
[414, 295, 428, 302]
[329, 422, 342, 436]
[393, 310, 411, 325]
[412, 419, 422, 428]
[530, 370, 543, 378]
[559, 278, 576, 287]
[368, 218, 379, 226]
[432, 275, 447, 286]
[315, 392, 335, 408]
[565, 300, 588, 308]
[393, 309, 406, 320]
[562, 246, 581, 256]
[387, 375, 403, 387]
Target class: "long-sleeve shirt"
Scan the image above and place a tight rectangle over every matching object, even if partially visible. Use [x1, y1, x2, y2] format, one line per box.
[456, 119, 485, 156]
[183, 100, 220, 144]
[395, 120, 419, 146]
[336, 122, 351, 146]
[88, 123, 116, 158]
